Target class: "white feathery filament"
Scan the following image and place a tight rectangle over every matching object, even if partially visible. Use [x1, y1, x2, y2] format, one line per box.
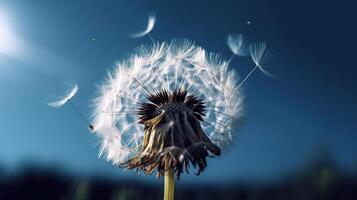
[48, 82, 78, 108]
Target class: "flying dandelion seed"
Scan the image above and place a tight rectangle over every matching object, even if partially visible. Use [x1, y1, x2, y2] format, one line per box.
[48, 82, 93, 130]
[236, 42, 274, 89]
[249, 42, 274, 77]
[48, 82, 78, 108]
[131, 13, 156, 38]
[227, 33, 249, 57]
[92, 39, 244, 179]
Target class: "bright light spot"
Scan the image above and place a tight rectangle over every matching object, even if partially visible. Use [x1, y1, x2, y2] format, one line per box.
[0, 9, 20, 57]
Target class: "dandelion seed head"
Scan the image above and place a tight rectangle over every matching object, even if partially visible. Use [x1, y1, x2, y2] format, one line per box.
[92, 39, 243, 178]
[48, 82, 78, 108]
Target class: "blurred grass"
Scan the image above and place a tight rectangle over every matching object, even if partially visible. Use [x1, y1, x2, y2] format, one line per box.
[0, 156, 356, 200]
[74, 180, 90, 200]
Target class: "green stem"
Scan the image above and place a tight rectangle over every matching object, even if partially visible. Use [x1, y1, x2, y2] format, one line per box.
[164, 168, 175, 200]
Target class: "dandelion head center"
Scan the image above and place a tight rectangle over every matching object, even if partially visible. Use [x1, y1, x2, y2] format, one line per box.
[138, 89, 205, 125]
[161, 103, 188, 114]
[127, 89, 220, 178]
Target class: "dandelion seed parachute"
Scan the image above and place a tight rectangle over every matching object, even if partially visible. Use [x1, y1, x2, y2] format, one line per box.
[249, 42, 274, 77]
[131, 13, 156, 38]
[92, 39, 243, 179]
[227, 34, 248, 56]
[48, 82, 78, 108]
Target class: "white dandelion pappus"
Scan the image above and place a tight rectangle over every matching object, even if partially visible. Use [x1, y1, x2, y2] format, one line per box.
[92, 39, 243, 177]
[236, 42, 274, 89]
[227, 33, 248, 57]
[48, 82, 78, 108]
[131, 13, 156, 38]
[249, 42, 274, 77]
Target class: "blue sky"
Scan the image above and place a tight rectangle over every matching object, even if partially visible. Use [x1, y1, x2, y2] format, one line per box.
[0, 0, 356, 183]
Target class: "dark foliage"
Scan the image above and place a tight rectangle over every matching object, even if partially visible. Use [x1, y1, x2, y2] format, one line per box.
[1, 160, 356, 200]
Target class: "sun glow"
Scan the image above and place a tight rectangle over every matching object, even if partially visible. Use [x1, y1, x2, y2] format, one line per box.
[0, 10, 20, 57]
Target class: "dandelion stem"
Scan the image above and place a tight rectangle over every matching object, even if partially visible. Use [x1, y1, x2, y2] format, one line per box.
[237, 65, 258, 89]
[228, 54, 235, 63]
[68, 100, 93, 130]
[164, 168, 175, 200]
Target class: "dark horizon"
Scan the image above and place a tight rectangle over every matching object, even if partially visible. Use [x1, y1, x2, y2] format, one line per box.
[1, 154, 357, 200]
